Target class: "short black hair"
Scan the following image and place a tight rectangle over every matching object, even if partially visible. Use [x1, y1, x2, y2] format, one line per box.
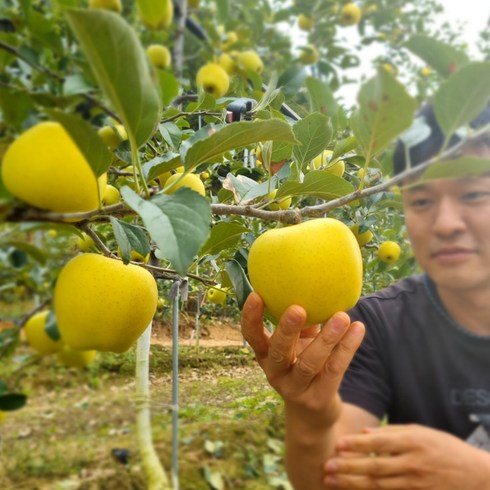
[393, 102, 490, 175]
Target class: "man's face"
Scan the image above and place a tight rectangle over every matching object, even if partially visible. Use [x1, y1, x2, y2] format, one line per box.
[402, 145, 490, 293]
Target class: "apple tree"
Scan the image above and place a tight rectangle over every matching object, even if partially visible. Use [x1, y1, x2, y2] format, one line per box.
[1, 0, 489, 487]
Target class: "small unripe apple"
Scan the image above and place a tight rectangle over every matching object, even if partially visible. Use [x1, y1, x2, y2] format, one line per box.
[102, 184, 121, 205]
[310, 150, 345, 177]
[299, 44, 319, 65]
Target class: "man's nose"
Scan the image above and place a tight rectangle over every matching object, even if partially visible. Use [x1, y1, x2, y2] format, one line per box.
[433, 197, 466, 237]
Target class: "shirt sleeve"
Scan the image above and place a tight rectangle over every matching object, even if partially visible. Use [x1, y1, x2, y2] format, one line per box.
[339, 299, 393, 419]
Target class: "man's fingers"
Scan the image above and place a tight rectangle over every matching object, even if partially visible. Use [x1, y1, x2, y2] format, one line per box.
[336, 430, 406, 456]
[325, 454, 405, 478]
[324, 320, 365, 378]
[291, 313, 351, 382]
[324, 473, 408, 489]
[241, 292, 270, 359]
[266, 304, 307, 378]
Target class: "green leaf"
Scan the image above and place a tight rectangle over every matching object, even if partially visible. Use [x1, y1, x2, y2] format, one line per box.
[292, 112, 332, 169]
[0, 86, 33, 130]
[420, 157, 490, 181]
[225, 259, 252, 310]
[305, 76, 339, 119]
[331, 136, 358, 161]
[65, 9, 160, 147]
[200, 222, 249, 256]
[143, 153, 182, 181]
[46, 109, 112, 178]
[350, 69, 417, 159]
[433, 62, 490, 138]
[276, 170, 354, 200]
[110, 217, 151, 264]
[121, 186, 211, 275]
[0, 393, 27, 411]
[2, 241, 47, 264]
[184, 119, 298, 170]
[223, 173, 278, 203]
[405, 34, 470, 78]
[44, 311, 61, 342]
[157, 70, 180, 107]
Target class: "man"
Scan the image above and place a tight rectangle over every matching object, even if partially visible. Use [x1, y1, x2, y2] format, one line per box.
[241, 102, 490, 489]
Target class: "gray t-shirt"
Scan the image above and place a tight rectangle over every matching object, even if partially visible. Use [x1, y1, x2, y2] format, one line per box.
[340, 274, 490, 450]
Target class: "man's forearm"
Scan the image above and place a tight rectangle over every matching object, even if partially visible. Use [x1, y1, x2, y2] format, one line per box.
[284, 404, 338, 490]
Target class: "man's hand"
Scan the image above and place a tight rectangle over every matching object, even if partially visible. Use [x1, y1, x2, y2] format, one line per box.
[324, 424, 490, 489]
[241, 292, 365, 427]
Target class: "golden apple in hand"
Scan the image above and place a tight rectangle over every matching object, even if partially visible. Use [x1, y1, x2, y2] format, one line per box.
[2, 122, 107, 213]
[54, 253, 158, 353]
[248, 218, 363, 326]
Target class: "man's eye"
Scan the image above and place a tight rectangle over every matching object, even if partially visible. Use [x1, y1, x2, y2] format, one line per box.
[409, 198, 431, 209]
[463, 191, 490, 202]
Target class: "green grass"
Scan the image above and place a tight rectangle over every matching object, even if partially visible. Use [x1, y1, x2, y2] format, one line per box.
[0, 345, 290, 490]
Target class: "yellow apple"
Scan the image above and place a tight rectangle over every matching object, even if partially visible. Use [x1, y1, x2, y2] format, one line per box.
[76, 233, 96, 252]
[207, 286, 227, 305]
[339, 3, 362, 26]
[2, 121, 107, 213]
[237, 50, 263, 74]
[266, 189, 292, 210]
[146, 44, 171, 69]
[102, 184, 121, 205]
[163, 173, 206, 197]
[298, 14, 313, 31]
[378, 241, 401, 264]
[24, 310, 63, 356]
[248, 218, 363, 326]
[136, 0, 173, 29]
[217, 53, 236, 75]
[98, 124, 128, 150]
[310, 150, 345, 177]
[350, 224, 374, 247]
[54, 253, 158, 353]
[57, 346, 96, 368]
[89, 0, 122, 13]
[196, 63, 230, 98]
[299, 44, 320, 65]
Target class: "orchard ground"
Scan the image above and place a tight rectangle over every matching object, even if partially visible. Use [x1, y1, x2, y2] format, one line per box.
[0, 304, 288, 490]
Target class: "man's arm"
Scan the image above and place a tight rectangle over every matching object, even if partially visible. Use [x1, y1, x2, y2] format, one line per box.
[286, 403, 379, 489]
[241, 292, 370, 490]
